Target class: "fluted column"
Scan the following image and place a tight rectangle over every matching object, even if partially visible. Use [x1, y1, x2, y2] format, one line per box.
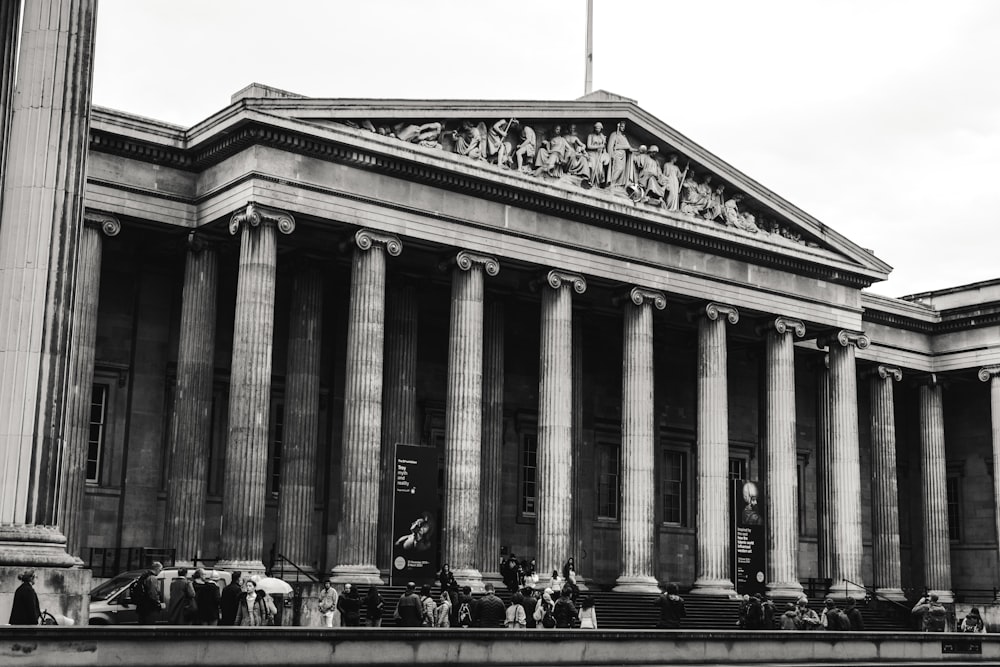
[0, 0, 21, 196]
[537, 270, 587, 578]
[919, 377, 953, 602]
[163, 235, 218, 566]
[0, 0, 97, 568]
[479, 298, 504, 582]
[216, 204, 295, 573]
[57, 213, 120, 557]
[276, 261, 324, 577]
[818, 330, 868, 598]
[331, 229, 401, 584]
[870, 365, 905, 601]
[690, 302, 739, 595]
[815, 357, 833, 580]
[442, 251, 499, 588]
[615, 287, 666, 592]
[763, 316, 805, 598]
[378, 283, 419, 570]
[979, 366, 1000, 588]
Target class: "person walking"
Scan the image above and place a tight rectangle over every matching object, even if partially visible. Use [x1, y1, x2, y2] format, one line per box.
[553, 586, 578, 628]
[9, 570, 40, 625]
[365, 585, 384, 627]
[220, 571, 242, 626]
[434, 591, 452, 627]
[653, 583, 686, 629]
[418, 584, 437, 627]
[166, 568, 196, 625]
[235, 579, 273, 626]
[134, 561, 164, 625]
[318, 580, 338, 628]
[578, 596, 598, 629]
[338, 583, 361, 627]
[476, 583, 507, 628]
[191, 568, 221, 625]
[505, 592, 527, 629]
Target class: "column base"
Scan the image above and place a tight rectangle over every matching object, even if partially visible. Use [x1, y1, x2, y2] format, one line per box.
[0, 525, 92, 625]
[329, 563, 384, 586]
[613, 575, 661, 593]
[214, 559, 267, 576]
[874, 587, 908, 603]
[826, 579, 867, 600]
[0, 524, 80, 567]
[927, 589, 955, 604]
[689, 577, 735, 597]
[766, 581, 805, 600]
[453, 567, 484, 593]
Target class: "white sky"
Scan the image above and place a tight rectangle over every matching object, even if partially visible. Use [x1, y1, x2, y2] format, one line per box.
[90, 0, 1000, 298]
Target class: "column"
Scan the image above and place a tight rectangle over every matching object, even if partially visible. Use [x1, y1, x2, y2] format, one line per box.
[163, 235, 218, 566]
[690, 302, 738, 596]
[331, 229, 401, 584]
[479, 298, 504, 582]
[615, 287, 665, 592]
[0, 0, 98, 568]
[441, 251, 499, 588]
[979, 366, 1000, 588]
[919, 377, 953, 602]
[59, 212, 121, 558]
[870, 365, 905, 601]
[763, 316, 805, 598]
[276, 261, 324, 577]
[378, 283, 419, 570]
[537, 270, 586, 579]
[216, 204, 295, 573]
[819, 330, 868, 598]
[0, 0, 21, 194]
[816, 358, 834, 581]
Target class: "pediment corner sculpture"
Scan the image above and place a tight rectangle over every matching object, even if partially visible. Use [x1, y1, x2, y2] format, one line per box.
[339, 116, 820, 250]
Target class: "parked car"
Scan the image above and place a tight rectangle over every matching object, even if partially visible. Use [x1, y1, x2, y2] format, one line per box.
[88, 567, 231, 625]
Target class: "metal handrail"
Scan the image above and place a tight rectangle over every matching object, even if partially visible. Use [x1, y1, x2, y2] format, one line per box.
[271, 552, 319, 583]
[841, 578, 912, 614]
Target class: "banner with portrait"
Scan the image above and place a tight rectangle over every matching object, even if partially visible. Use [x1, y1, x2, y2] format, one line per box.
[390, 444, 439, 586]
[732, 479, 767, 596]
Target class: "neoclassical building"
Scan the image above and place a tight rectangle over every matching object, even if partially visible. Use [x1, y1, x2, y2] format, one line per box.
[2, 3, 1000, 618]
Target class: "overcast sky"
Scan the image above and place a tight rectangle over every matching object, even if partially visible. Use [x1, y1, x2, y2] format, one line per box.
[90, 0, 1000, 299]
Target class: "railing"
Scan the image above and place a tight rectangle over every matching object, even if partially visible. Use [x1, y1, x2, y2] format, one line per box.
[84, 547, 176, 578]
[269, 552, 319, 583]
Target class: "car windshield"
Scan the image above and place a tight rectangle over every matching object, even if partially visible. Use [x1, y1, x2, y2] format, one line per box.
[90, 573, 139, 602]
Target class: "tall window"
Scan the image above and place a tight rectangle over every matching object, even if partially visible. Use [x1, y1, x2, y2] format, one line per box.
[596, 442, 620, 520]
[946, 474, 961, 542]
[662, 449, 688, 526]
[520, 432, 538, 516]
[270, 402, 285, 497]
[728, 457, 747, 482]
[86, 384, 109, 483]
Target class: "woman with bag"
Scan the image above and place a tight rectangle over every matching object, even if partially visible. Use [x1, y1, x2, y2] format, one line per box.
[505, 592, 527, 629]
[235, 579, 273, 626]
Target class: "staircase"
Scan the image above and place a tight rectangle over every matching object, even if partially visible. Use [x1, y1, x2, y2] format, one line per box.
[348, 586, 914, 631]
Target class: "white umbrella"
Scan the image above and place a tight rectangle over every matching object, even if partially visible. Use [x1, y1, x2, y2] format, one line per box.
[253, 576, 293, 595]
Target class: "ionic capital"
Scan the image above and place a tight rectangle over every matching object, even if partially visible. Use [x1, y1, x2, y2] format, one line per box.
[542, 270, 587, 294]
[817, 329, 870, 350]
[697, 302, 739, 325]
[876, 365, 903, 382]
[439, 250, 500, 276]
[352, 229, 402, 256]
[229, 202, 296, 236]
[614, 286, 666, 311]
[978, 365, 1000, 382]
[83, 210, 121, 237]
[756, 316, 805, 338]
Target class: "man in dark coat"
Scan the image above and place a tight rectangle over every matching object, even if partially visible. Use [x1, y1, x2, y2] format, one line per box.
[220, 570, 242, 626]
[9, 570, 40, 625]
[553, 586, 578, 628]
[654, 583, 686, 629]
[394, 581, 423, 627]
[476, 583, 507, 628]
[519, 586, 538, 629]
[135, 561, 163, 625]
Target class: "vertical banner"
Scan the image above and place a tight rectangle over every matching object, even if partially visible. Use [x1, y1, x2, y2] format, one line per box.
[391, 444, 439, 586]
[732, 479, 767, 596]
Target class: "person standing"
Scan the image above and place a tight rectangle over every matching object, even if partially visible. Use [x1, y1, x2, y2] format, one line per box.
[959, 607, 986, 633]
[845, 598, 865, 631]
[418, 584, 437, 627]
[166, 567, 196, 625]
[476, 583, 506, 628]
[393, 581, 422, 627]
[505, 592, 527, 629]
[191, 568, 221, 625]
[220, 571, 242, 626]
[779, 603, 799, 630]
[912, 594, 948, 632]
[520, 586, 538, 629]
[235, 579, 272, 626]
[338, 583, 361, 627]
[578, 596, 598, 629]
[654, 583, 686, 629]
[8, 570, 40, 625]
[135, 561, 164, 625]
[317, 579, 338, 628]
[434, 591, 452, 627]
[365, 585, 384, 627]
[553, 586, 578, 628]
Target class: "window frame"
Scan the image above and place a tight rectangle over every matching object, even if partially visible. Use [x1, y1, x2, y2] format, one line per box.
[660, 444, 690, 527]
[85, 383, 110, 484]
[595, 439, 621, 521]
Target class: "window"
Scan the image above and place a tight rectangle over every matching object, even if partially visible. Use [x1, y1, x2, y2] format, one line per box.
[728, 457, 747, 483]
[206, 391, 224, 496]
[596, 442, 620, 520]
[86, 384, 109, 483]
[520, 432, 538, 516]
[946, 474, 961, 542]
[662, 449, 688, 526]
[270, 402, 284, 497]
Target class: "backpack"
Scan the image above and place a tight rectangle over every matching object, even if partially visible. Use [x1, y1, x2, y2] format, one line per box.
[827, 609, 849, 631]
[129, 573, 150, 606]
[458, 602, 472, 627]
[541, 604, 556, 628]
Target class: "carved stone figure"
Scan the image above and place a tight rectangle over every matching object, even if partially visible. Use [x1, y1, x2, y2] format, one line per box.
[680, 171, 702, 214]
[515, 125, 536, 172]
[661, 154, 684, 211]
[534, 125, 572, 178]
[723, 194, 743, 227]
[586, 122, 609, 186]
[487, 119, 516, 168]
[704, 184, 725, 222]
[395, 122, 443, 149]
[453, 121, 484, 160]
[737, 211, 759, 233]
[606, 120, 632, 190]
[565, 125, 591, 183]
[638, 145, 665, 203]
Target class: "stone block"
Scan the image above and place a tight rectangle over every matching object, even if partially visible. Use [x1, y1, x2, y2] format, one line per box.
[0, 566, 91, 625]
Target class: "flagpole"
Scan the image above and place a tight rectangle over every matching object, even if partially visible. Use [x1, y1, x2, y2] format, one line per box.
[584, 0, 593, 95]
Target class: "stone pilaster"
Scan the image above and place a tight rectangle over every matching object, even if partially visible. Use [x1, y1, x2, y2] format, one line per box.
[163, 234, 218, 566]
[870, 365, 905, 601]
[763, 316, 805, 599]
[537, 270, 586, 579]
[615, 287, 666, 592]
[690, 302, 739, 596]
[815, 356, 834, 580]
[0, 0, 21, 195]
[442, 251, 499, 589]
[818, 330, 868, 598]
[331, 229, 401, 584]
[378, 283, 419, 571]
[276, 261, 324, 578]
[59, 212, 120, 558]
[0, 0, 97, 560]
[216, 204, 295, 574]
[479, 298, 504, 583]
[918, 377, 953, 602]
[979, 365, 1000, 589]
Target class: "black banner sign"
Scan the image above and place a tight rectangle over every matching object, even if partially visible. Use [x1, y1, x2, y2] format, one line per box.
[732, 479, 766, 596]
[391, 444, 439, 586]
